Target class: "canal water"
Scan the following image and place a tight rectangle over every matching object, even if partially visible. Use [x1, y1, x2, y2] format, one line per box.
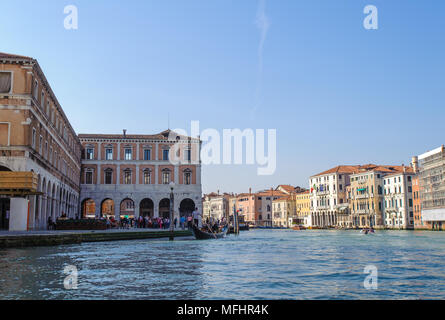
[0, 229, 444, 299]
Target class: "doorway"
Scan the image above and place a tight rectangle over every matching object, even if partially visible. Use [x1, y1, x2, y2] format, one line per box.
[0, 198, 10, 230]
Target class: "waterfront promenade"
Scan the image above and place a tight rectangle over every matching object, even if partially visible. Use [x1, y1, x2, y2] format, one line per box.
[0, 228, 193, 249]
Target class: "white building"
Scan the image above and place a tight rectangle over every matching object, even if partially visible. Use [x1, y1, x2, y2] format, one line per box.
[309, 166, 354, 227]
[383, 171, 414, 229]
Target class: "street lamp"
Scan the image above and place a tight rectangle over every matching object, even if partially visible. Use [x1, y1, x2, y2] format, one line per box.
[169, 181, 175, 241]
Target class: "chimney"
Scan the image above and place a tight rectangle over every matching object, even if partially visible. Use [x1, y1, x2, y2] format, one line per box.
[249, 187, 252, 194]
[123, 129, 127, 138]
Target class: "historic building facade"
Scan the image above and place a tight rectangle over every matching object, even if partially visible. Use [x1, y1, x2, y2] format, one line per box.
[0, 52, 81, 231]
[78, 130, 202, 221]
[309, 166, 355, 228]
[272, 195, 295, 228]
[202, 192, 230, 221]
[382, 169, 415, 229]
[416, 146, 445, 230]
[295, 190, 310, 226]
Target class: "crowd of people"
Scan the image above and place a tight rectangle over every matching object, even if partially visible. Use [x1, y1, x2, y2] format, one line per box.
[202, 216, 228, 233]
[99, 207, 202, 230]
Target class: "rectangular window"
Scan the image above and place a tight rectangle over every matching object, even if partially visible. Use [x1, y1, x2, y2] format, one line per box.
[144, 171, 151, 184]
[0, 72, 12, 93]
[85, 171, 93, 184]
[106, 148, 113, 160]
[144, 149, 151, 160]
[162, 171, 170, 184]
[86, 148, 94, 160]
[41, 91, 45, 108]
[31, 128, 36, 148]
[125, 148, 132, 160]
[124, 171, 132, 184]
[185, 149, 191, 161]
[105, 170, 113, 184]
[163, 149, 169, 161]
[33, 80, 38, 98]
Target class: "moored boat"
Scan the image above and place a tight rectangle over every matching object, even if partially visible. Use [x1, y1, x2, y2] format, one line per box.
[292, 225, 306, 230]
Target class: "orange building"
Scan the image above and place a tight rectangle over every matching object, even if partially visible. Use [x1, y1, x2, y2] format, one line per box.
[0, 52, 81, 231]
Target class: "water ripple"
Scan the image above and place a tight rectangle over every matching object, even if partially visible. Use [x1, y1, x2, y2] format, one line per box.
[0, 230, 445, 299]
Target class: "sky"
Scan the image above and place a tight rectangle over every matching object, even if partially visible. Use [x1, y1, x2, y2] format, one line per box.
[1, 0, 445, 194]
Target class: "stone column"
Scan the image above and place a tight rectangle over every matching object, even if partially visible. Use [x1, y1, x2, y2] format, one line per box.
[136, 142, 140, 160]
[9, 198, 29, 231]
[116, 164, 120, 185]
[155, 165, 159, 184]
[154, 199, 159, 218]
[28, 195, 36, 230]
[155, 142, 159, 160]
[134, 201, 140, 219]
[97, 164, 101, 185]
[136, 165, 140, 185]
[174, 166, 179, 184]
[114, 199, 120, 220]
[98, 142, 102, 160]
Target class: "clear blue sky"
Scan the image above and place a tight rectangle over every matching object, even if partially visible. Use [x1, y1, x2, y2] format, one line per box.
[2, 0, 444, 194]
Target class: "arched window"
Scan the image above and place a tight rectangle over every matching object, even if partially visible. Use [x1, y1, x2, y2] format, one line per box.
[184, 169, 192, 185]
[105, 168, 113, 184]
[162, 168, 171, 184]
[85, 168, 94, 184]
[124, 168, 132, 184]
[143, 169, 151, 184]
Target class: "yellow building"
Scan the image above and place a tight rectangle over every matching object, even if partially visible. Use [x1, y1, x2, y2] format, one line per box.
[295, 190, 310, 226]
[347, 165, 413, 228]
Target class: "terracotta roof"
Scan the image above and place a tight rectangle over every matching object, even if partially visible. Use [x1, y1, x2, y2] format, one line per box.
[312, 164, 414, 177]
[276, 185, 295, 193]
[0, 52, 33, 61]
[256, 190, 287, 197]
[312, 165, 362, 177]
[273, 195, 292, 202]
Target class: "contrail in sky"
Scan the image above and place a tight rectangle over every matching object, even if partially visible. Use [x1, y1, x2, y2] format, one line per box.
[251, 0, 270, 120]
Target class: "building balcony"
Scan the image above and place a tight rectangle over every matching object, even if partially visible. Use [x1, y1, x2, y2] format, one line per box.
[355, 193, 371, 199]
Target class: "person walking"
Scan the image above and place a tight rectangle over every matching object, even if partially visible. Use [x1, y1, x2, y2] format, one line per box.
[180, 215, 185, 230]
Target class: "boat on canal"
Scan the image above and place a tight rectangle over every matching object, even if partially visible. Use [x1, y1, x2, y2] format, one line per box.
[191, 224, 228, 240]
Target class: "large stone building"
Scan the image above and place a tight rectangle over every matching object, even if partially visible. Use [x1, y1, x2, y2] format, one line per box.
[255, 189, 287, 226]
[416, 146, 445, 230]
[308, 165, 355, 228]
[295, 190, 310, 226]
[272, 195, 295, 228]
[382, 169, 415, 229]
[0, 52, 82, 231]
[202, 192, 230, 221]
[347, 165, 413, 229]
[309, 164, 414, 229]
[78, 130, 202, 221]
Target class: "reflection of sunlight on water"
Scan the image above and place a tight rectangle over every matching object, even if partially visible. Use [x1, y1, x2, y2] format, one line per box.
[0, 230, 445, 299]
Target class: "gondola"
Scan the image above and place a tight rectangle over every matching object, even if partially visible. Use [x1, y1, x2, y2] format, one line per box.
[191, 224, 228, 240]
